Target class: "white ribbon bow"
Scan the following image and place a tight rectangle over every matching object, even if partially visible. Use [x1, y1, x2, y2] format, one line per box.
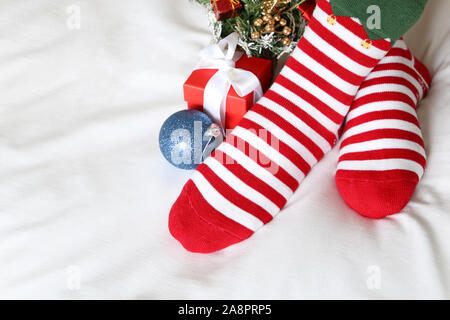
[196, 32, 264, 129]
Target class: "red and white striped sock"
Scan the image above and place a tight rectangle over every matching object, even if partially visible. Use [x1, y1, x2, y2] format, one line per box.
[336, 39, 431, 219]
[169, 0, 391, 253]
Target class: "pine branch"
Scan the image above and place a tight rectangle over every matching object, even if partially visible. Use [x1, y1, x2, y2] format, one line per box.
[190, 0, 307, 59]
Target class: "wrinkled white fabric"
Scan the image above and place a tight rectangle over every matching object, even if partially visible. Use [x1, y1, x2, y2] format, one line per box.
[0, 0, 449, 299]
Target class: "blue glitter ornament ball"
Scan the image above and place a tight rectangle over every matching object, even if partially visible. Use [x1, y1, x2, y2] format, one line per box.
[159, 110, 222, 170]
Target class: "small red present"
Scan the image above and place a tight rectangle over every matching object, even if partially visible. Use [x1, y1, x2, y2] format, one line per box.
[184, 34, 272, 131]
[298, 0, 317, 22]
[211, 0, 243, 21]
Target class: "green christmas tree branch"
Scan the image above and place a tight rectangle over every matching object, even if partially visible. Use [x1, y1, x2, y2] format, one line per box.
[191, 0, 307, 59]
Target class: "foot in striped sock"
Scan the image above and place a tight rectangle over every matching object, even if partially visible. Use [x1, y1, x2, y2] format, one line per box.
[169, 0, 391, 253]
[336, 40, 431, 219]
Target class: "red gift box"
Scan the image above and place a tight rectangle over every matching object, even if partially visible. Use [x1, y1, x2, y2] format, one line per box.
[211, 0, 243, 21]
[298, 0, 317, 22]
[184, 55, 272, 131]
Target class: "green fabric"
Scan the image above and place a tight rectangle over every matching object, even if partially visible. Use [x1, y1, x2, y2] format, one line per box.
[330, 0, 428, 42]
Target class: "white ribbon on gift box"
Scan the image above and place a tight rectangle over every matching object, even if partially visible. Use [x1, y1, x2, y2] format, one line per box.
[195, 32, 264, 129]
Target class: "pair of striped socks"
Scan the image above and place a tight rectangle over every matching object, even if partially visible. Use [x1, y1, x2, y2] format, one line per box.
[169, 0, 431, 253]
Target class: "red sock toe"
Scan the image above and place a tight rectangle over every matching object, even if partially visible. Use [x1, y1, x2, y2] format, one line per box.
[336, 170, 419, 219]
[169, 181, 249, 253]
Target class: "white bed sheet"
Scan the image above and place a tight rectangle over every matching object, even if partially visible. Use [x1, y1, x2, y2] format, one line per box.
[0, 0, 449, 299]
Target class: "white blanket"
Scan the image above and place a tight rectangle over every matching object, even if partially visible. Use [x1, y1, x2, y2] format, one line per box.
[0, 0, 449, 299]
